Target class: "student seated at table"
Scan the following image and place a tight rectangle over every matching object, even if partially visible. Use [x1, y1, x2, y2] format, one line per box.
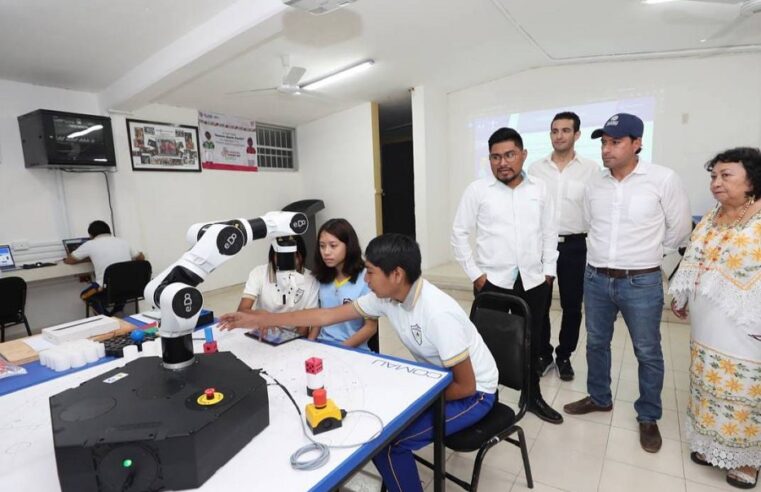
[237, 234, 319, 335]
[220, 233, 498, 492]
[64, 220, 144, 315]
[309, 218, 377, 350]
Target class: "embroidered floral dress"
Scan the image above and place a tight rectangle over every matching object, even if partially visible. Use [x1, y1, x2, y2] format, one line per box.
[669, 206, 761, 469]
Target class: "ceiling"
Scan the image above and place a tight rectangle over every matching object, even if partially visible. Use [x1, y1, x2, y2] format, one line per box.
[0, 0, 240, 91]
[1, 0, 760, 129]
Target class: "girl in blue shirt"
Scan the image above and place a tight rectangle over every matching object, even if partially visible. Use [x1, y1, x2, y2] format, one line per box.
[310, 219, 378, 350]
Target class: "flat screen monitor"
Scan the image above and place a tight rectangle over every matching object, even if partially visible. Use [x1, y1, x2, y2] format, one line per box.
[18, 110, 116, 169]
[0, 245, 16, 271]
[63, 238, 89, 256]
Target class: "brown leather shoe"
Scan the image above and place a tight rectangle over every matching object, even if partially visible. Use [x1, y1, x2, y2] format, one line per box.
[563, 396, 613, 415]
[639, 422, 662, 453]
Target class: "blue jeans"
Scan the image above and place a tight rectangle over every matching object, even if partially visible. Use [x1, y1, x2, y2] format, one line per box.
[583, 265, 664, 422]
[373, 391, 495, 492]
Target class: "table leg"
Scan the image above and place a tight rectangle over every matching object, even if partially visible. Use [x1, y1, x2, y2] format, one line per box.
[433, 391, 446, 492]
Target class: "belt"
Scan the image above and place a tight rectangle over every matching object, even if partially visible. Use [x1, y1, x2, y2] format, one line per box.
[558, 233, 586, 243]
[589, 265, 661, 278]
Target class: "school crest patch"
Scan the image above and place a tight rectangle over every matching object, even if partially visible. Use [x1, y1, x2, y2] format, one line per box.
[294, 288, 304, 304]
[411, 324, 423, 345]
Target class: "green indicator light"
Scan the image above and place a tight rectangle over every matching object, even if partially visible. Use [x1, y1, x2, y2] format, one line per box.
[122, 459, 133, 468]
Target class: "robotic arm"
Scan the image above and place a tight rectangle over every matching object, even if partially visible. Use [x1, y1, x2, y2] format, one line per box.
[144, 211, 308, 369]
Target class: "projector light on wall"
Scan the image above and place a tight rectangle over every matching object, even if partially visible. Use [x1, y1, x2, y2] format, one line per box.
[283, 0, 357, 15]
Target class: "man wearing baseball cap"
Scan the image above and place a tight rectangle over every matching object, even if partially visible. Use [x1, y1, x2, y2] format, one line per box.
[563, 113, 692, 453]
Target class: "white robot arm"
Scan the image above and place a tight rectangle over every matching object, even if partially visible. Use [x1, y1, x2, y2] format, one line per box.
[144, 211, 308, 368]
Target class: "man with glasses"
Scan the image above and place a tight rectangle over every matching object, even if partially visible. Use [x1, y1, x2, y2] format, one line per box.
[451, 127, 563, 424]
[528, 112, 600, 382]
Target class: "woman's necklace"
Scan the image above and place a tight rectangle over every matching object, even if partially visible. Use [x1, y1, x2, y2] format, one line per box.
[714, 197, 755, 229]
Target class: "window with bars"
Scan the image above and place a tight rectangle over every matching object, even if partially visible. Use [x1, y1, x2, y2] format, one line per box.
[256, 123, 297, 171]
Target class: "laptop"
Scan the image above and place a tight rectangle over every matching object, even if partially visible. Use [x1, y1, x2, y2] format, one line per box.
[0, 245, 17, 271]
[62, 237, 89, 255]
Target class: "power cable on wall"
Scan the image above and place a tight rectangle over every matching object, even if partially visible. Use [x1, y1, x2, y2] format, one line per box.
[60, 169, 117, 235]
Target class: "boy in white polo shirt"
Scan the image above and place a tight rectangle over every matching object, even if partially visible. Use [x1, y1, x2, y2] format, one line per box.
[220, 234, 498, 492]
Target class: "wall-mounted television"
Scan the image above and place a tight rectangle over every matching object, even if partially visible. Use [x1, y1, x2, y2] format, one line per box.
[18, 109, 116, 169]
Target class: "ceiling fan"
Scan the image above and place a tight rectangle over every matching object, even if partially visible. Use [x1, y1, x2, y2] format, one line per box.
[227, 56, 307, 96]
[650, 0, 761, 42]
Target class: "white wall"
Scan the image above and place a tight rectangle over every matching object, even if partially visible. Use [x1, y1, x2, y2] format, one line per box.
[297, 103, 378, 253]
[0, 79, 107, 242]
[0, 81, 307, 294]
[108, 103, 306, 292]
[0, 76, 378, 301]
[412, 86, 450, 269]
[448, 53, 761, 239]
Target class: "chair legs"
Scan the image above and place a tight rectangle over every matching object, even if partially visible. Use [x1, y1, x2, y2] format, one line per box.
[382, 427, 535, 492]
[504, 426, 533, 489]
[0, 318, 34, 343]
[515, 426, 533, 489]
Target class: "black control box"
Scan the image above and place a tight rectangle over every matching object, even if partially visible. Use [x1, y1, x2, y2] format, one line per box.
[49, 353, 269, 491]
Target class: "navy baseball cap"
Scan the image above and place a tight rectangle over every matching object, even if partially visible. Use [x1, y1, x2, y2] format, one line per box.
[591, 113, 644, 139]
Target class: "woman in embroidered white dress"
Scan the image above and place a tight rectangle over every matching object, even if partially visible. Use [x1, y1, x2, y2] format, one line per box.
[670, 147, 761, 489]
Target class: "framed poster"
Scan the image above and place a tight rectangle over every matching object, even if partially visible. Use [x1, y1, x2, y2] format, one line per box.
[198, 111, 258, 172]
[126, 119, 201, 172]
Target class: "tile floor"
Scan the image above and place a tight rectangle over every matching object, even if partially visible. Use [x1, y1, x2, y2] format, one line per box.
[198, 282, 740, 492]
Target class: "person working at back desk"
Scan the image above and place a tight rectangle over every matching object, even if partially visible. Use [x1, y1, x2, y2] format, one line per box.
[220, 233, 498, 492]
[64, 220, 144, 315]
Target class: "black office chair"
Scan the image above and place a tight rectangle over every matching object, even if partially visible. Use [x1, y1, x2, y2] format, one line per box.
[86, 260, 152, 317]
[0, 276, 32, 342]
[409, 291, 534, 491]
[367, 331, 380, 353]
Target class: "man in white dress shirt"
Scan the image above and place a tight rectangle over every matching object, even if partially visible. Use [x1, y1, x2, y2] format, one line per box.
[529, 112, 600, 382]
[451, 127, 563, 424]
[563, 113, 691, 453]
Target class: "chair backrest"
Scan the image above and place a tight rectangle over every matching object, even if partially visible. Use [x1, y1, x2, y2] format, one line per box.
[0, 276, 27, 323]
[102, 260, 152, 304]
[469, 292, 531, 408]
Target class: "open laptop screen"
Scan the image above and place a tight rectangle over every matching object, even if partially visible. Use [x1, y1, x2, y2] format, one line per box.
[0, 245, 16, 270]
[62, 237, 89, 255]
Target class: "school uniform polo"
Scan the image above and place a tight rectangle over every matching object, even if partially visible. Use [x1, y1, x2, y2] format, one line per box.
[355, 278, 498, 492]
[354, 278, 498, 394]
[242, 264, 319, 314]
[318, 269, 371, 350]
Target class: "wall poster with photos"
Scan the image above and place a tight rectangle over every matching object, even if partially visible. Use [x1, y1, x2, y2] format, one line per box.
[127, 119, 201, 172]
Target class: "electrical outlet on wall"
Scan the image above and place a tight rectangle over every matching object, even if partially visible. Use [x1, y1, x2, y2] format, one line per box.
[12, 241, 30, 251]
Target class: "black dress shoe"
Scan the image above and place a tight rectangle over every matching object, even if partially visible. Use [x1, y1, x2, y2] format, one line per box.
[536, 356, 555, 377]
[528, 397, 564, 424]
[556, 358, 574, 381]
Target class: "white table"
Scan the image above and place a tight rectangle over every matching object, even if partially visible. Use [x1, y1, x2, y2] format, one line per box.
[0, 331, 452, 491]
[10, 262, 92, 284]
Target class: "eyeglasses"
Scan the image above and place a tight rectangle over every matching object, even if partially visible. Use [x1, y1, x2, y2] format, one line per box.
[489, 151, 521, 163]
